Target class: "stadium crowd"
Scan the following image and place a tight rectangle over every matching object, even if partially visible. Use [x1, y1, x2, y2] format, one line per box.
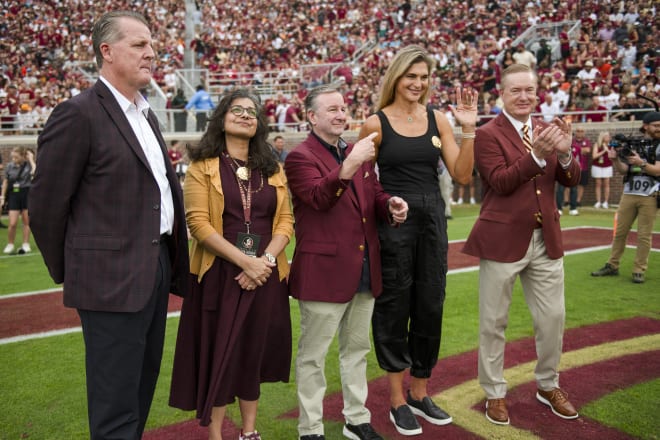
[0, 0, 658, 134]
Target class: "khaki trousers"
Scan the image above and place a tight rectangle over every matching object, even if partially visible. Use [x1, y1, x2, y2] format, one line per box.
[478, 229, 565, 399]
[296, 292, 374, 437]
[608, 193, 658, 274]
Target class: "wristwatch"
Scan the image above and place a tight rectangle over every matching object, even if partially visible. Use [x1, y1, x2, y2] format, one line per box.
[263, 252, 276, 264]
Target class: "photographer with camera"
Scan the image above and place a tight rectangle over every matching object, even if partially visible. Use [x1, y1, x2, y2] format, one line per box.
[591, 112, 660, 284]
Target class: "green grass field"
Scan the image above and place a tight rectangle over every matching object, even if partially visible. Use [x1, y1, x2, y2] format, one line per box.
[1, 205, 658, 439]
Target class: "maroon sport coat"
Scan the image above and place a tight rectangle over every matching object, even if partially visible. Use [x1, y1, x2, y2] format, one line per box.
[284, 133, 391, 303]
[463, 114, 580, 262]
[30, 81, 189, 312]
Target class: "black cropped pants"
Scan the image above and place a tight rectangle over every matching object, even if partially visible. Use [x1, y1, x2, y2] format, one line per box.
[372, 191, 448, 378]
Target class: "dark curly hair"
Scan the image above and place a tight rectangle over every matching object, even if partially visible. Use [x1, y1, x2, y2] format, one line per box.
[187, 88, 279, 177]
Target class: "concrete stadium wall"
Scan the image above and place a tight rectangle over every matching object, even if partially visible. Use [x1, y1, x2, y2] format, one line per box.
[1, 121, 647, 208]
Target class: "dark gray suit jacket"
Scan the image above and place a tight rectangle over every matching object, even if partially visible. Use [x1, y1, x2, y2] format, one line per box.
[30, 81, 189, 312]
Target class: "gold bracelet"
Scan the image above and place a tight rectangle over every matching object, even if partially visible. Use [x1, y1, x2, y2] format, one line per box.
[461, 132, 476, 139]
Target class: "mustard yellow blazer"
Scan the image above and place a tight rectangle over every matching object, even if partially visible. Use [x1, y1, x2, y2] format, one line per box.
[184, 157, 293, 282]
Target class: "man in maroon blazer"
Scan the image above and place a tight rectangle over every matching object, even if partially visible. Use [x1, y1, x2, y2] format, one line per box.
[463, 64, 581, 426]
[29, 11, 188, 439]
[285, 85, 407, 440]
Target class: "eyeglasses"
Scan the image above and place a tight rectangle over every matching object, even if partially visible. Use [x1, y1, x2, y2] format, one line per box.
[229, 105, 258, 119]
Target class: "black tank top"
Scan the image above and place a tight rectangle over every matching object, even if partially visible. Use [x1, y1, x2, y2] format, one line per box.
[376, 108, 441, 194]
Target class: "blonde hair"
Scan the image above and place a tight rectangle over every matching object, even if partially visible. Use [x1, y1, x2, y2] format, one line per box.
[595, 131, 611, 149]
[500, 63, 538, 90]
[376, 45, 434, 111]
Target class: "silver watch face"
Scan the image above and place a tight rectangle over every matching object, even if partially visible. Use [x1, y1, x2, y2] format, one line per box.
[266, 253, 276, 263]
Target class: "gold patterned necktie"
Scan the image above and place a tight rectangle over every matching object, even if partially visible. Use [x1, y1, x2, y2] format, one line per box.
[522, 124, 533, 152]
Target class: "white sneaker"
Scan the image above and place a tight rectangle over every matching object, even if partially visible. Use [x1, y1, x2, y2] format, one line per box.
[3, 243, 14, 254]
[558, 209, 563, 216]
[569, 209, 579, 216]
[594, 202, 601, 208]
[602, 202, 609, 209]
[21, 243, 31, 253]
[457, 198, 464, 204]
[470, 197, 476, 204]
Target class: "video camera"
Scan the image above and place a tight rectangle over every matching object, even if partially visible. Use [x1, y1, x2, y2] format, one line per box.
[609, 133, 657, 163]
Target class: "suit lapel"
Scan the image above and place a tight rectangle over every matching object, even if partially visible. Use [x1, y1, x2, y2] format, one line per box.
[146, 109, 179, 186]
[95, 81, 153, 173]
[308, 135, 359, 208]
[495, 113, 528, 155]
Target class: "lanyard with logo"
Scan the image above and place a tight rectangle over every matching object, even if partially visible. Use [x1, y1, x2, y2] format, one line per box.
[223, 152, 263, 256]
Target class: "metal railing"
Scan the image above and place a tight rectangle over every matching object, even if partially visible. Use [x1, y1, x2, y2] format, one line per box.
[497, 20, 581, 64]
[3, 108, 654, 136]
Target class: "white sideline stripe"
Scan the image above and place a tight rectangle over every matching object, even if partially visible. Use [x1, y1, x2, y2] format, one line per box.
[0, 311, 182, 345]
[1, 228, 656, 343]
[1, 287, 62, 300]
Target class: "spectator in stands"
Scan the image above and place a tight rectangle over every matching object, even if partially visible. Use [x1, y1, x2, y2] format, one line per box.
[170, 88, 188, 132]
[584, 96, 608, 122]
[618, 39, 637, 71]
[576, 60, 600, 81]
[167, 140, 186, 185]
[0, 85, 18, 135]
[548, 81, 569, 110]
[540, 94, 561, 123]
[269, 135, 288, 163]
[613, 22, 629, 48]
[275, 95, 289, 132]
[1, 147, 34, 254]
[571, 84, 592, 113]
[284, 96, 304, 132]
[536, 39, 553, 71]
[482, 56, 499, 97]
[512, 43, 536, 68]
[186, 84, 215, 132]
[598, 83, 620, 111]
[501, 50, 516, 70]
[16, 103, 38, 134]
[610, 94, 633, 121]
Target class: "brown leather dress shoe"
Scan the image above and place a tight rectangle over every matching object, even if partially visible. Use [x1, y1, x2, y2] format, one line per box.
[485, 398, 510, 425]
[536, 388, 579, 419]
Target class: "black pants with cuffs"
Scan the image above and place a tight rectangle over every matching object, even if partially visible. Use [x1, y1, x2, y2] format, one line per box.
[372, 191, 448, 379]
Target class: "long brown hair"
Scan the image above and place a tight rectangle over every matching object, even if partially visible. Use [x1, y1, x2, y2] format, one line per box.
[187, 88, 279, 177]
[376, 45, 434, 111]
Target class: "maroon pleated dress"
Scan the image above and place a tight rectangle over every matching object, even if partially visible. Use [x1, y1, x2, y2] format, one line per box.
[169, 158, 292, 426]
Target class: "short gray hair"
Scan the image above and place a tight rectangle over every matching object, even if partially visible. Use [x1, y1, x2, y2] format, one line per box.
[92, 11, 149, 68]
[304, 85, 341, 114]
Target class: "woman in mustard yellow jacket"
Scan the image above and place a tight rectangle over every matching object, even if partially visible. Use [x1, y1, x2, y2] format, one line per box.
[170, 89, 293, 440]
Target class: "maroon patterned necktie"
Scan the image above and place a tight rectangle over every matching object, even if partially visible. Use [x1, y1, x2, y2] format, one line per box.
[521, 124, 533, 152]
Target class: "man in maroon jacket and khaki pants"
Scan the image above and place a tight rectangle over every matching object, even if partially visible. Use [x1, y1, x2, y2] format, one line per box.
[285, 85, 407, 440]
[463, 64, 581, 426]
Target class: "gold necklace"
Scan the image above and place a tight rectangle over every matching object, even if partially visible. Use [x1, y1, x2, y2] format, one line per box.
[227, 154, 250, 180]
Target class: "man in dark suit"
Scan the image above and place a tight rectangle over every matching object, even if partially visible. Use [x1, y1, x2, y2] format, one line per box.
[463, 64, 581, 426]
[29, 11, 189, 439]
[284, 85, 407, 440]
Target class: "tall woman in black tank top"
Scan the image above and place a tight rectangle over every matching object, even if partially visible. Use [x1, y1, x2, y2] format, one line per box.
[358, 45, 478, 435]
